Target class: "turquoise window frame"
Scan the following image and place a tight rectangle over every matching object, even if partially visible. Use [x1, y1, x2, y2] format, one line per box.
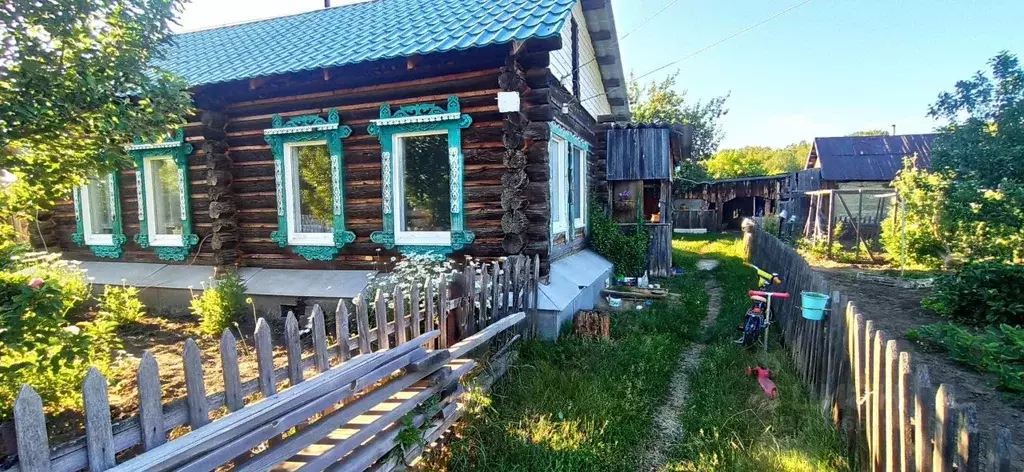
[128, 129, 199, 262]
[71, 172, 127, 258]
[368, 95, 474, 256]
[264, 108, 356, 261]
[549, 122, 590, 241]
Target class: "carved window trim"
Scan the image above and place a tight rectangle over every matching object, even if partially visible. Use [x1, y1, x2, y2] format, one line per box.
[127, 130, 199, 262]
[548, 122, 590, 241]
[368, 95, 474, 256]
[263, 109, 355, 261]
[71, 172, 127, 258]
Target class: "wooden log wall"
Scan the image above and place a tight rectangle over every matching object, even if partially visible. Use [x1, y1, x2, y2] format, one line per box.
[48, 41, 571, 273]
[498, 54, 531, 256]
[744, 225, 1018, 470]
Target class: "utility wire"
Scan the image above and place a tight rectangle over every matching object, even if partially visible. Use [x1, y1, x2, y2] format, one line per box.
[581, 0, 814, 104]
[559, 0, 685, 82]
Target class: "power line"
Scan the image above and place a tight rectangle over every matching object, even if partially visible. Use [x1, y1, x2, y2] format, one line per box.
[559, 0, 685, 82]
[582, 0, 814, 104]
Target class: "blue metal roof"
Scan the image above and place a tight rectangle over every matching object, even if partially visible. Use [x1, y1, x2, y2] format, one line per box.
[155, 0, 575, 87]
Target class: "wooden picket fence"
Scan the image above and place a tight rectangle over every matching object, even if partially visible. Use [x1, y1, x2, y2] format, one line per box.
[746, 228, 1017, 471]
[4, 254, 540, 472]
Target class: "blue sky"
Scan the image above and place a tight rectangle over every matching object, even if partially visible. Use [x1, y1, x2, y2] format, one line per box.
[173, 0, 1024, 148]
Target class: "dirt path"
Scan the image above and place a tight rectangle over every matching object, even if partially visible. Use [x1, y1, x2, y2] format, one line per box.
[642, 273, 723, 471]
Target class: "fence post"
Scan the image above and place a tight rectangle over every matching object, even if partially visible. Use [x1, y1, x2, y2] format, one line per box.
[914, 364, 934, 472]
[13, 385, 50, 472]
[897, 351, 913, 472]
[336, 299, 352, 361]
[254, 318, 276, 397]
[284, 312, 303, 386]
[138, 350, 168, 450]
[312, 305, 329, 372]
[83, 368, 116, 471]
[933, 384, 956, 472]
[872, 330, 887, 471]
[183, 339, 210, 428]
[956, 403, 979, 472]
[885, 339, 899, 472]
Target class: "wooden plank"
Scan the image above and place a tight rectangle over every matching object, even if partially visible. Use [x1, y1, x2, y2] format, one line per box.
[311, 305, 329, 372]
[355, 295, 372, 355]
[254, 318, 276, 397]
[511, 256, 521, 311]
[175, 349, 426, 472]
[479, 262, 490, 330]
[410, 283, 422, 338]
[393, 286, 407, 345]
[374, 290, 390, 351]
[335, 299, 351, 362]
[885, 339, 898, 472]
[501, 258, 511, 319]
[448, 312, 526, 359]
[490, 260, 500, 324]
[83, 368, 116, 472]
[438, 276, 449, 349]
[13, 386, 50, 472]
[109, 332, 438, 472]
[182, 339, 210, 428]
[137, 351, 167, 451]
[232, 351, 453, 472]
[849, 309, 864, 453]
[462, 265, 475, 336]
[284, 312, 303, 386]
[897, 351, 913, 472]
[956, 403, 979, 472]
[994, 427, 1012, 472]
[933, 384, 955, 472]
[864, 319, 875, 462]
[914, 364, 934, 472]
[425, 282, 436, 340]
[532, 253, 540, 338]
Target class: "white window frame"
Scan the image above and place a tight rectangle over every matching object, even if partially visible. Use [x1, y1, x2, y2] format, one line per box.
[80, 176, 115, 246]
[572, 147, 587, 230]
[283, 140, 334, 246]
[550, 136, 569, 235]
[392, 130, 452, 246]
[143, 156, 185, 247]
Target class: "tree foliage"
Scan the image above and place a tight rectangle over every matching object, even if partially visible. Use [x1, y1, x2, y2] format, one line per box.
[627, 71, 729, 160]
[848, 129, 891, 136]
[0, 0, 193, 220]
[882, 52, 1024, 268]
[703, 142, 810, 179]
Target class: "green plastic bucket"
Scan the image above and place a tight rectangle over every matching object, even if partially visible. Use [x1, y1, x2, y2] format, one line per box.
[801, 292, 830, 320]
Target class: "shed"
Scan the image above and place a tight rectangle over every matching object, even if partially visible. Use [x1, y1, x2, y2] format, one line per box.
[805, 134, 939, 184]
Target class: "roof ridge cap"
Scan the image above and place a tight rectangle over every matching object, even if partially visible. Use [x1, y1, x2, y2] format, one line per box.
[172, 0, 379, 36]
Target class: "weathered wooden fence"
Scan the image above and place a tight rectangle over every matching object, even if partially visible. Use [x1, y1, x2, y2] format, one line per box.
[746, 227, 1016, 471]
[674, 209, 715, 231]
[4, 255, 540, 472]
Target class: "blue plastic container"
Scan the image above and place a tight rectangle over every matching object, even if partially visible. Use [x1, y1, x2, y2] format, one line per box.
[800, 292, 830, 320]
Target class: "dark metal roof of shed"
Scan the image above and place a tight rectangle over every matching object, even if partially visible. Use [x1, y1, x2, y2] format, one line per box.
[806, 134, 939, 182]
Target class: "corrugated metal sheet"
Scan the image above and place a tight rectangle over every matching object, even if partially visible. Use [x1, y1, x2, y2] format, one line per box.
[154, 0, 574, 86]
[606, 127, 671, 180]
[810, 134, 939, 182]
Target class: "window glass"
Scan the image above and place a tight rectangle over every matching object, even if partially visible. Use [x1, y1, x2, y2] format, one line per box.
[292, 144, 333, 234]
[86, 177, 114, 235]
[401, 133, 450, 232]
[150, 158, 183, 236]
[571, 148, 584, 221]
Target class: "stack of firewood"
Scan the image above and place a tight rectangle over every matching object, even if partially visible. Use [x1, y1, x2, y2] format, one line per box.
[573, 310, 610, 339]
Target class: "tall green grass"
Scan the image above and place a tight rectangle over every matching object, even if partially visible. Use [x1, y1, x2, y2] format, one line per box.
[666, 236, 851, 471]
[432, 268, 706, 471]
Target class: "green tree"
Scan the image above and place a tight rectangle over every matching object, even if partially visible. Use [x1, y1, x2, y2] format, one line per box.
[928, 51, 1024, 187]
[627, 71, 729, 160]
[703, 141, 809, 179]
[848, 129, 891, 136]
[881, 52, 1024, 267]
[0, 0, 193, 222]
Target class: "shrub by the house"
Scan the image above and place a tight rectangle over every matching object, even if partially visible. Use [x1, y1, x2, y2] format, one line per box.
[589, 200, 648, 277]
[192, 272, 248, 337]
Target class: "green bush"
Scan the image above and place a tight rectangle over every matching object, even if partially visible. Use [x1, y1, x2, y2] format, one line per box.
[97, 283, 145, 324]
[922, 262, 1024, 326]
[908, 323, 1024, 391]
[0, 255, 119, 420]
[589, 199, 648, 277]
[192, 272, 248, 337]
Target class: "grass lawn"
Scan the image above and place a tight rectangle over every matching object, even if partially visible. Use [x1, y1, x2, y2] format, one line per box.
[425, 234, 850, 471]
[666, 235, 851, 471]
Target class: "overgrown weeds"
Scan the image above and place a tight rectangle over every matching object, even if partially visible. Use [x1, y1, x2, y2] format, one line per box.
[908, 323, 1024, 392]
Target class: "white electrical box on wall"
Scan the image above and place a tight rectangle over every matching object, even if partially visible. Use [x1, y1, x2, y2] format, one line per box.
[497, 91, 520, 113]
